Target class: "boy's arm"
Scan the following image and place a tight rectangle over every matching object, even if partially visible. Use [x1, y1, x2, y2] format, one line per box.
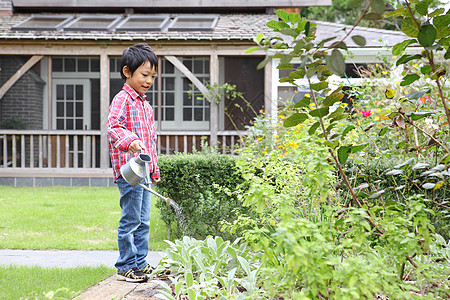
[107, 97, 140, 152]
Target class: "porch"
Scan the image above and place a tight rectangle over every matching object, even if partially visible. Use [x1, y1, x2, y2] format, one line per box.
[0, 129, 245, 187]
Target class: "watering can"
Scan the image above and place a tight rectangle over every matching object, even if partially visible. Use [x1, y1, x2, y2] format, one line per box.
[120, 153, 171, 205]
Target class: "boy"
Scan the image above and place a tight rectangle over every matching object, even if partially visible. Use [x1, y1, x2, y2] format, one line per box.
[107, 43, 160, 283]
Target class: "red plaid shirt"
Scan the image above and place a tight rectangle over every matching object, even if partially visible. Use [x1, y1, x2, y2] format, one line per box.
[107, 83, 160, 182]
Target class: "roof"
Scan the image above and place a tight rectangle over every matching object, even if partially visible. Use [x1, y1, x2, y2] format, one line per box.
[0, 13, 408, 47]
[12, 0, 331, 9]
[0, 13, 275, 41]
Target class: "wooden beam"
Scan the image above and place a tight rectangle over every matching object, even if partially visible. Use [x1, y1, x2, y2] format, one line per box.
[165, 55, 211, 100]
[99, 53, 110, 169]
[210, 53, 219, 146]
[0, 55, 44, 100]
[0, 43, 267, 57]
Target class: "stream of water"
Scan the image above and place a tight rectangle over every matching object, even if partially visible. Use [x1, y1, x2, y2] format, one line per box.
[166, 198, 191, 236]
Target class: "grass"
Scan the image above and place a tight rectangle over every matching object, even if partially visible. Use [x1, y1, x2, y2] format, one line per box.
[0, 186, 170, 250]
[0, 265, 116, 299]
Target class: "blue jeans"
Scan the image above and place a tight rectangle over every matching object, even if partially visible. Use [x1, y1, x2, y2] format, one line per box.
[115, 176, 151, 273]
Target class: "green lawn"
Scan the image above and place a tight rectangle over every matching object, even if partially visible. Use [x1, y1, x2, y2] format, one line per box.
[0, 265, 116, 299]
[0, 186, 170, 250]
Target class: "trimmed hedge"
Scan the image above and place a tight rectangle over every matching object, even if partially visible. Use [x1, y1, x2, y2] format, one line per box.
[155, 152, 247, 239]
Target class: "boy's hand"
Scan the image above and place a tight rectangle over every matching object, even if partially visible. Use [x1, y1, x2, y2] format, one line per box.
[152, 178, 161, 184]
[128, 140, 145, 154]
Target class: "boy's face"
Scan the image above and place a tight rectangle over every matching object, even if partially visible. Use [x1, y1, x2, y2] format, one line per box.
[122, 61, 157, 95]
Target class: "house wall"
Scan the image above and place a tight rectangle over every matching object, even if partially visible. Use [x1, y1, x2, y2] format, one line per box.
[0, 0, 12, 11]
[0, 56, 45, 130]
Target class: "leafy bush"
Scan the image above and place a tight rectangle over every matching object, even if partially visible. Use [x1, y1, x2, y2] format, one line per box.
[152, 236, 260, 299]
[156, 152, 247, 239]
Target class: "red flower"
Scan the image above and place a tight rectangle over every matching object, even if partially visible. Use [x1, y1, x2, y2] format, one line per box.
[361, 110, 373, 117]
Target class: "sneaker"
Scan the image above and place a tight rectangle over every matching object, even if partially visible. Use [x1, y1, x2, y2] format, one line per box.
[139, 264, 155, 275]
[117, 267, 148, 283]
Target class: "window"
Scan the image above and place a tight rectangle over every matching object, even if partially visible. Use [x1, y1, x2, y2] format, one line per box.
[115, 15, 170, 31]
[63, 15, 122, 31]
[148, 57, 210, 130]
[167, 15, 218, 31]
[12, 15, 74, 31]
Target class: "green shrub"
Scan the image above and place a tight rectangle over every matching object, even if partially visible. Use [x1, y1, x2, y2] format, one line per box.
[344, 158, 450, 240]
[156, 152, 247, 239]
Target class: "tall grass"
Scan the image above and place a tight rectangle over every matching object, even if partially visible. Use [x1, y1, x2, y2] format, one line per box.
[0, 186, 169, 250]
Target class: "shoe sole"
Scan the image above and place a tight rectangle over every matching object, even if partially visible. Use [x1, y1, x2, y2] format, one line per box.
[117, 274, 148, 283]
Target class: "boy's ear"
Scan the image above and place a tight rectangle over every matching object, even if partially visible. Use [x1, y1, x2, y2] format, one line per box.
[122, 66, 131, 79]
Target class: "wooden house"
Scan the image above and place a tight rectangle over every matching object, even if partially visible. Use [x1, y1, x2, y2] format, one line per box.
[0, 0, 413, 187]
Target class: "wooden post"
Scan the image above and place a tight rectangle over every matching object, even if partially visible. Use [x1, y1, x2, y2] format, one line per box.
[210, 52, 219, 147]
[100, 53, 110, 170]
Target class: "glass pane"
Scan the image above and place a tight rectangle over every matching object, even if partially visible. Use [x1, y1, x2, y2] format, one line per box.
[110, 59, 115, 72]
[15, 17, 67, 29]
[166, 93, 174, 106]
[165, 108, 174, 121]
[66, 102, 73, 117]
[66, 18, 116, 30]
[184, 59, 192, 72]
[194, 108, 203, 121]
[66, 119, 73, 130]
[183, 108, 192, 121]
[53, 58, 63, 72]
[76, 119, 83, 129]
[164, 60, 174, 74]
[57, 119, 64, 129]
[76, 85, 83, 100]
[183, 93, 192, 105]
[56, 102, 64, 117]
[165, 78, 174, 90]
[194, 60, 203, 73]
[76, 102, 83, 117]
[205, 107, 210, 121]
[183, 78, 191, 90]
[205, 60, 209, 73]
[65, 58, 76, 72]
[56, 85, 64, 100]
[66, 85, 74, 100]
[78, 58, 89, 72]
[91, 58, 100, 72]
[195, 97, 204, 106]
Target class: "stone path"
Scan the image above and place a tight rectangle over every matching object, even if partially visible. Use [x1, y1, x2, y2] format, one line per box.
[0, 249, 166, 300]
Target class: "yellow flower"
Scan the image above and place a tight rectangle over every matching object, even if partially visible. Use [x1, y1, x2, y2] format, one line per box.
[392, 56, 397, 59]
[338, 122, 344, 126]
[376, 109, 382, 113]
[269, 220, 276, 226]
[381, 71, 387, 75]
[305, 94, 310, 97]
[412, 64, 418, 67]
[257, 137, 263, 141]
[262, 151, 267, 154]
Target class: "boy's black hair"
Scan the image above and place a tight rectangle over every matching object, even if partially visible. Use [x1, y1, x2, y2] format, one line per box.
[120, 43, 158, 80]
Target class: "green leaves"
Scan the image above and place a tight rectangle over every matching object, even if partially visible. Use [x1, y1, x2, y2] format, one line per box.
[351, 35, 366, 47]
[283, 113, 308, 127]
[417, 23, 436, 47]
[400, 74, 420, 86]
[392, 39, 416, 56]
[337, 144, 368, 164]
[401, 18, 419, 38]
[309, 107, 330, 118]
[326, 49, 346, 76]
